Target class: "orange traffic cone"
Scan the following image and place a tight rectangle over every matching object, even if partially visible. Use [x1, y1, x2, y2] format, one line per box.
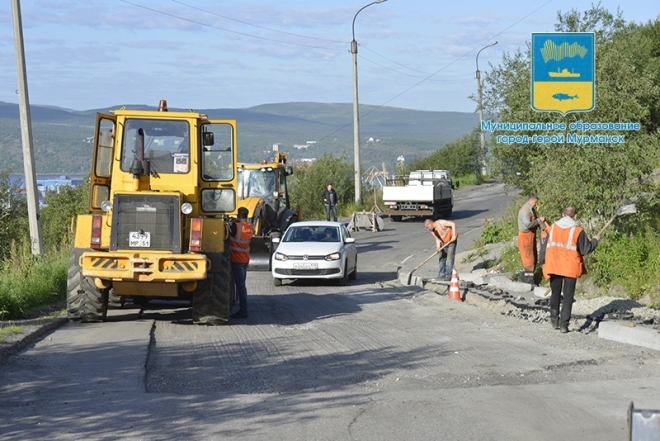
[448, 268, 462, 301]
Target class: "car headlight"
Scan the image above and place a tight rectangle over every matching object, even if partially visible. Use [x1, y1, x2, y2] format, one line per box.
[325, 253, 341, 261]
[274, 252, 288, 261]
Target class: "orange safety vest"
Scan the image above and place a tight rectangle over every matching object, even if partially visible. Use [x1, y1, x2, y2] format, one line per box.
[433, 221, 458, 245]
[230, 221, 253, 264]
[542, 223, 587, 279]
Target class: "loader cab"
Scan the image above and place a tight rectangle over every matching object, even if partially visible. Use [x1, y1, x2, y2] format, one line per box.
[237, 165, 291, 212]
[89, 108, 238, 219]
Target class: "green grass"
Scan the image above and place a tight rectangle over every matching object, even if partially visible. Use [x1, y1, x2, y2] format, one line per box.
[0, 244, 68, 321]
[0, 325, 24, 343]
[0, 313, 65, 342]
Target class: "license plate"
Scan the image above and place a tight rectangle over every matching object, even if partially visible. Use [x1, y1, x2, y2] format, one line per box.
[293, 263, 317, 270]
[129, 231, 151, 247]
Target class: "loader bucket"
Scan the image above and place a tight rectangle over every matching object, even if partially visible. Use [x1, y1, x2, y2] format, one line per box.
[248, 236, 273, 271]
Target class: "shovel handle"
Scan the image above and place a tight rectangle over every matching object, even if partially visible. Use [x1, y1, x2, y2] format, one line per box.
[595, 213, 618, 240]
[410, 241, 453, 273]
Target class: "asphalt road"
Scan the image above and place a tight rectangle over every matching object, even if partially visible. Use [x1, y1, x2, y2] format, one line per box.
[1, 183, 660, 440]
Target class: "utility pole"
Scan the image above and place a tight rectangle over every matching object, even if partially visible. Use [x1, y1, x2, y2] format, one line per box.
[351, 0, 387, 206]
[12, 0, 43, 255]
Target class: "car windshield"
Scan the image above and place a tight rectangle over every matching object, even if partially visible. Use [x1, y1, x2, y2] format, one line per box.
[283, 226, 340, 243]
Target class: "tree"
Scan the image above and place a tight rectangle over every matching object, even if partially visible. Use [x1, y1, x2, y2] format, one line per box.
[0, 169, 29, 261]
[288, 154, 356, 219]
[40, 177, 89, 251]
[481, 6, 660, 223]
[555, 1, 627, 44]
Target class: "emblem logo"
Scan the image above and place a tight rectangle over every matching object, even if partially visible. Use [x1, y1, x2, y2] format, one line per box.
[531, 32, 595, 115]
[303, 255, 308, 261]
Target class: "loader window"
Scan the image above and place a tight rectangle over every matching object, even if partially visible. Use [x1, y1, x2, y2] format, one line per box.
[95, 120, 114, 178]
[120, 119, 190, 174]
[201, 188, 236, 213]
[201, 123, 234, 181]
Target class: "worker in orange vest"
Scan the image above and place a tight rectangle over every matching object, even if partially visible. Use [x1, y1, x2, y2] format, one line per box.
[424, 218, 458, 281]
[542, 207, 598, 333]
[518, 194, 546, 284]
[230, 207, 253, 319]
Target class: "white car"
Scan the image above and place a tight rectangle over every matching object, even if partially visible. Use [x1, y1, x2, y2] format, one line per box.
[271, 221, 358, 286]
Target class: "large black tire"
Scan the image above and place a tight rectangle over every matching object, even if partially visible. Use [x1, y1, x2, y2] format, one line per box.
[67, 248, 109, 323]
[192, 250, 232, 325]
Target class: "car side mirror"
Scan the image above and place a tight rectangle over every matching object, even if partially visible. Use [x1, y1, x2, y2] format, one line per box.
[272, 237, 280, 244]
[345, 237, 356, 243]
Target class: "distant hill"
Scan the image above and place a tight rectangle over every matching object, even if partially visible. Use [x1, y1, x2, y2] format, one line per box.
[0, 101, 479, 174]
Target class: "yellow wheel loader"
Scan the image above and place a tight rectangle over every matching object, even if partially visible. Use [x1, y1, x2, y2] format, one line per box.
[67, 100, 238, 325]
[235, 152, 301, 270]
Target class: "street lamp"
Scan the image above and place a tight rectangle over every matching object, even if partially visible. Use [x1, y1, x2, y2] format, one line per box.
[351, 0, 386, 206]
[475, 41, 498, 176]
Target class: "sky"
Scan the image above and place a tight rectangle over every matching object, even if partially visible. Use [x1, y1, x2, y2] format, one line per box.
[0, 0, 658, 114]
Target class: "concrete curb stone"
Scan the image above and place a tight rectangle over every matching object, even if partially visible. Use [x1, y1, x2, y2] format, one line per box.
[0, 316, 67, 363]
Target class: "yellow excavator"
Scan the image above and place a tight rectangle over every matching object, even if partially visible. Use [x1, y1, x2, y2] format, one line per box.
[235, 152, 301, 270]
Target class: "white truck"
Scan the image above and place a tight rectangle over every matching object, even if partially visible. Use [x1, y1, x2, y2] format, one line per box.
[382, 169, 454, 221]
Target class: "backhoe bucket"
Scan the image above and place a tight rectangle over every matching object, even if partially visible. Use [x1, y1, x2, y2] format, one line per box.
[248, 236, 272, 271]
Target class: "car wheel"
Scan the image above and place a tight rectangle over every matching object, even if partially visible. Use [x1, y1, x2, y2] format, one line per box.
[348, 258, 357, 280]
[337, 262, 348, 286]
[273, 277, 283, 286]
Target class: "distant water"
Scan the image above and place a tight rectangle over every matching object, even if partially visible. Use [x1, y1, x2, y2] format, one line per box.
[9, 173, 86, 186]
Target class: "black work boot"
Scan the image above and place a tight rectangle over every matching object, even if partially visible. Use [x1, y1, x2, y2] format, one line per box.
[550, 317, 559, 330]
[550, 310, 559, 329]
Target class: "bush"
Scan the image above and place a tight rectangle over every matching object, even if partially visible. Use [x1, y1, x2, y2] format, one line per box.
[289, 154, 356, 220]
[474, 199, 519, 247]
[0, 240, 67, 320]
[0, 169, 30, 261]
[40, 180, 89, 252]
[589, 227, 660, 304]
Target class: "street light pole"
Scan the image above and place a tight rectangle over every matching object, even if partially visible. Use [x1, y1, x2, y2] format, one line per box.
[476, 41, 498, 176]
[351, 0, 386, 206]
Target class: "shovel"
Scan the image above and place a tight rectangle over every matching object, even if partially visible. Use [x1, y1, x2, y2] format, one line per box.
[594, 203, 637, 240]
[406, 241, 453, 285]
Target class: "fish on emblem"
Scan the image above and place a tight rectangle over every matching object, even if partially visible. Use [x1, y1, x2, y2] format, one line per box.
[552, 93, 579, 101]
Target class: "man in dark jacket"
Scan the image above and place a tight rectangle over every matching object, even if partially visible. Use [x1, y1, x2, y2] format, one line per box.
[542, 207, 598, 333]
[320, 183, 339, 222]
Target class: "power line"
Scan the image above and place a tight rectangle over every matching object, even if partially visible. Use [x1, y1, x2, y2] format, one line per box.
[360, 53, 468, 82]
[358, 0, 556, 120]
[171, 0, 346, 45]
[120, 0, 342, 51]
[317, 0, 556, 141]
[120, 0, 556, 145]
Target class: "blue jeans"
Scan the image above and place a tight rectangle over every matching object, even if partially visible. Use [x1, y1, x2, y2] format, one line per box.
[438, 241, 457, 278]
[231, 262, 248, 314]
[325, 204, 337, 222]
